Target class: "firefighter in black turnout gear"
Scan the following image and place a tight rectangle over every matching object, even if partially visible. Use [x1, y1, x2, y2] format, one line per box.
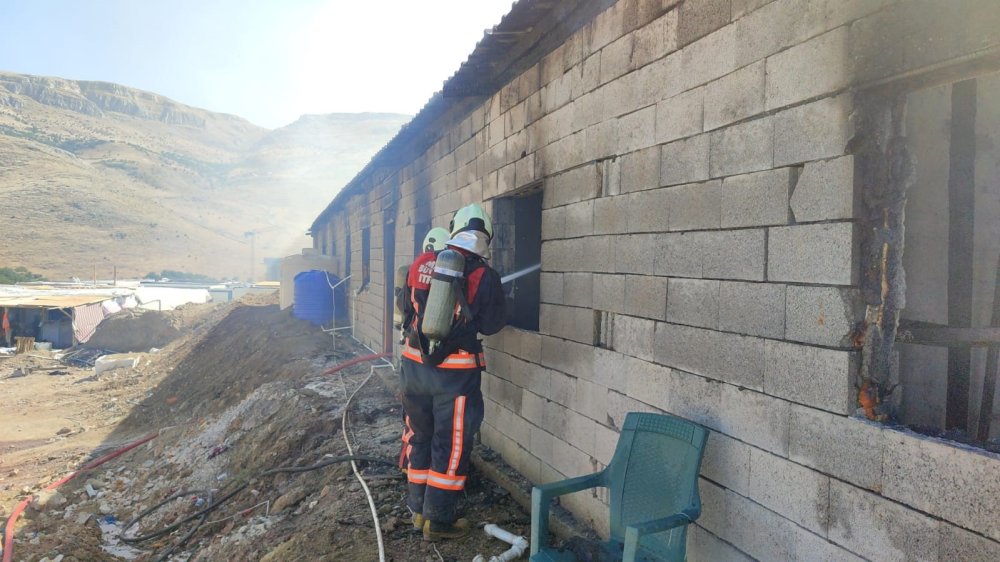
[396, 227, 450, 471]
[397, 204, 506, 541]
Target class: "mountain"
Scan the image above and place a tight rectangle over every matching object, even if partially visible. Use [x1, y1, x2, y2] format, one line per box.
[0, 71, 409, 280]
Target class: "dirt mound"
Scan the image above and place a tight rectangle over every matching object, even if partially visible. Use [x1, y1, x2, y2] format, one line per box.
[236, 289, 279, 306]
[134, 302, 335, 429]
[84, 303, 221, 353]
[8, 301, 530, 562]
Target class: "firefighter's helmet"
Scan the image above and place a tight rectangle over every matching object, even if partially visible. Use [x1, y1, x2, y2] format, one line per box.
[422, 227, 450, 253]
[446, 231, 491, 259]
[449, 204, 493, 239]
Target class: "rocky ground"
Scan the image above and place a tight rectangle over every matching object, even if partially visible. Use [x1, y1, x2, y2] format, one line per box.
[1, 295, 532, 561]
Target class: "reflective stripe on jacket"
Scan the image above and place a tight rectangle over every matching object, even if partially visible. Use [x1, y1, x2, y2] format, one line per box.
[402, 342, 485, 370]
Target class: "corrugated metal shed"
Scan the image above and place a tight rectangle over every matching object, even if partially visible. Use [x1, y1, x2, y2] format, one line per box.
[0, 285, 132, 309]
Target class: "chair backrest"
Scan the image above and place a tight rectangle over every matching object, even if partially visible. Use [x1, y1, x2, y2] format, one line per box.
[605, 412, 709, 561]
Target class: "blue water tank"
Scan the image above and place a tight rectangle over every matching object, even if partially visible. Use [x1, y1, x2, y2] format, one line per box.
[293, 270, 341, 325]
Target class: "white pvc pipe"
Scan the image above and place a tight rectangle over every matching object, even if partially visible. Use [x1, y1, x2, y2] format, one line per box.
[484, 524, 524, 545]
[472, 524, 529, 562]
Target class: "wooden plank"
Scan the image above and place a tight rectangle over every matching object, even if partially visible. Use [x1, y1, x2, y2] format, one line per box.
[14, 336, 35, 354]
[896, 321, 1000, 347]
[977, 255, 1000, 441]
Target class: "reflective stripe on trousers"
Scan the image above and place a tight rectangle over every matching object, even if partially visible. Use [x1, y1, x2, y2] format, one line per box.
[447, 396, 465, 476]
[427, 470, 466, 490]
[407, 468, 428, 484]
[400, 358, 484, 521]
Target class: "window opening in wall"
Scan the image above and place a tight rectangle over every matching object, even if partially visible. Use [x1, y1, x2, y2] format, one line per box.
[344, 231, 352, 282]
[492, 187, 542, 331]
[896, 72, 1000, 445]
[383, 219, 396, 353]
[361, 227, 371, 288]
[414, 221, 431, 257]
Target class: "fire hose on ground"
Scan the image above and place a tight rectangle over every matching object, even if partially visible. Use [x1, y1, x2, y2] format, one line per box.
[2, 431, 159, 562]
[1, 352, 394, 562]
[342, 363, 393, 562]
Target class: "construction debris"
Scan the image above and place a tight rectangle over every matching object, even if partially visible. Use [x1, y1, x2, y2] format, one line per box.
[57, 347, 111, 368]
[93, 354, 141, 377]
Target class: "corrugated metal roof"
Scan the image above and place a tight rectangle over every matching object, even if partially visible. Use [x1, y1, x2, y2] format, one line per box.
[308, 0, 614, 233]
[0, 285, 133, 309]
[0, 293, 111, 309]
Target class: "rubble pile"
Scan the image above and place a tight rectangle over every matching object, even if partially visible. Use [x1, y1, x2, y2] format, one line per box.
[6, 298, 529, 561]
[83, 303, 223, 354]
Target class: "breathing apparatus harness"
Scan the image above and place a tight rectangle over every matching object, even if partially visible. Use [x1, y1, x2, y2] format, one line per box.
[402, 250, 486, 368]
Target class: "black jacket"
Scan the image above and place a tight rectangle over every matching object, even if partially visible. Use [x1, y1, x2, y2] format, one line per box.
[398, 252, 505, 362]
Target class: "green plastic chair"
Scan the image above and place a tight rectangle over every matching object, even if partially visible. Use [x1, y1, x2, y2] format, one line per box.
[530, 412, 709, 562]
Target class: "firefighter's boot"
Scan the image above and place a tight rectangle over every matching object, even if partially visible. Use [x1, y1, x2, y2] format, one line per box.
[423, 518, 472, 541]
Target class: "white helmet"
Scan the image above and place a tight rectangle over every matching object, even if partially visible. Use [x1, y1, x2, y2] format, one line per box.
[446, 231, 491, 259]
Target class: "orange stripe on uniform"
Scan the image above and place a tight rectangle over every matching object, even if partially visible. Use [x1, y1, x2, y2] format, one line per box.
[402, 344, 422, 362]
[407, 468, 429, 484]
[401, 343, 485, 369]
[427, 470, 466, 491]
[448, 396, 466, 476]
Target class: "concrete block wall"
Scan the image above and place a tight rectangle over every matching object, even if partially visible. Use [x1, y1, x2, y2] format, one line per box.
[311, 0, 1000, 558]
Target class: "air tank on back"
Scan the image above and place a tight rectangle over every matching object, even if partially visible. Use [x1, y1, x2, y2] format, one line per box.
[420, 249, 465, 349]
[392, 264, 410, 328]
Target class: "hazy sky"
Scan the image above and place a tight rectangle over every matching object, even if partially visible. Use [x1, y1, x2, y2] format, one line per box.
[0, 0, 515, 128]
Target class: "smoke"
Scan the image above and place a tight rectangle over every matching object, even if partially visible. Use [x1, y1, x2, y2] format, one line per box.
[223, 113, 411, 266]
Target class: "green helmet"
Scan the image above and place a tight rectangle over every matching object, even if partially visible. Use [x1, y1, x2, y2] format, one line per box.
[421, 227, 450, 253]
[449, 203, 493, 239]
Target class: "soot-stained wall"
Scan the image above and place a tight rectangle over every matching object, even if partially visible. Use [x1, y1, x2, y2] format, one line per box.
[312, 1, 1000, 559]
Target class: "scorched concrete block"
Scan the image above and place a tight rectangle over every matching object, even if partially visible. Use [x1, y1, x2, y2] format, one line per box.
[788, 405, 883, 491]
[828, 480, 940, 562]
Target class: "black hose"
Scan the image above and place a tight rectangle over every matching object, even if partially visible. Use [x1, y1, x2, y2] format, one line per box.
[120, 455, 395, 548]
[259, 455, 393, 477]
[120, 489, 217, 545]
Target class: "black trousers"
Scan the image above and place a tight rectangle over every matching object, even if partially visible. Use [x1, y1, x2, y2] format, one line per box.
[400, 358, 484, 523]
